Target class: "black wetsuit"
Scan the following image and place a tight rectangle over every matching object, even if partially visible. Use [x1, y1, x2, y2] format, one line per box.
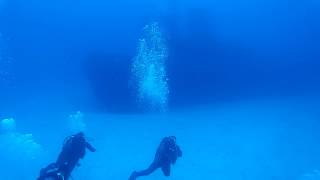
[37, 163, 64, 180]
[129, 136, 182, 180]
[38, 132, 96, 180]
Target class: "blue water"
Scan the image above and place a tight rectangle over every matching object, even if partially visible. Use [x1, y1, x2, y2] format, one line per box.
[0, 0, 320, 179]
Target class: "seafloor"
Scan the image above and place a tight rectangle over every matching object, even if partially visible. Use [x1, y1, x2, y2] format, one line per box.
[1, 97, 319, 180]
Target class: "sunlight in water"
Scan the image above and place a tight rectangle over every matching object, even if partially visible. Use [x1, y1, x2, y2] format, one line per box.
[131, 22, 169, 111]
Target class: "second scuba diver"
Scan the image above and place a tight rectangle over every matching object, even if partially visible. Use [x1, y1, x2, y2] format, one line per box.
[37, 132, 96, 180]
[129, 136, 182, 180]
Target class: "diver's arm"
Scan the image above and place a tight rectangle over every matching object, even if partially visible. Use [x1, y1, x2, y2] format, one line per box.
[86, 142, 96, 152]
[176, 145, 182, 157]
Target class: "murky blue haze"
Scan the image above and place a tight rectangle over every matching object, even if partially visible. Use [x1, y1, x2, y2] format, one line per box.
[0, 0, 320, 179]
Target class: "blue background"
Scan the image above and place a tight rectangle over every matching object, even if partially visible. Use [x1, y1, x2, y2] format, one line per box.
[0, 0, 320, 179]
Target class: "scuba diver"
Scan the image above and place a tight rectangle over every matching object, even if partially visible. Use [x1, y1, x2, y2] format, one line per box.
[37, 132, 96, 180]
[129, 136, 182, 180]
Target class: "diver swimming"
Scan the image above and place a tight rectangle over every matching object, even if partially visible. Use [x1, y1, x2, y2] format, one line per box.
[129, 136, 182, 180]
[37, 132, 96, 180]
[37, 134, 181, 179]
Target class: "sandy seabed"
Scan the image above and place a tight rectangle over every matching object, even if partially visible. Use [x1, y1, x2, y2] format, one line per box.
[1, 98, 320, 180]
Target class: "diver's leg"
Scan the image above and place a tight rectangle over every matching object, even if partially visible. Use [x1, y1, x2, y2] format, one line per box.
[38, 163, 59, 180]
[63, 160, 78, 180]
[161, 164, 171, 176]
[58, 164, 69, 180]
[130, 162, 159, 179]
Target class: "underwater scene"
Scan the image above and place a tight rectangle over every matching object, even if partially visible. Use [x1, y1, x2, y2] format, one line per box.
[0, 0, 320, 179]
